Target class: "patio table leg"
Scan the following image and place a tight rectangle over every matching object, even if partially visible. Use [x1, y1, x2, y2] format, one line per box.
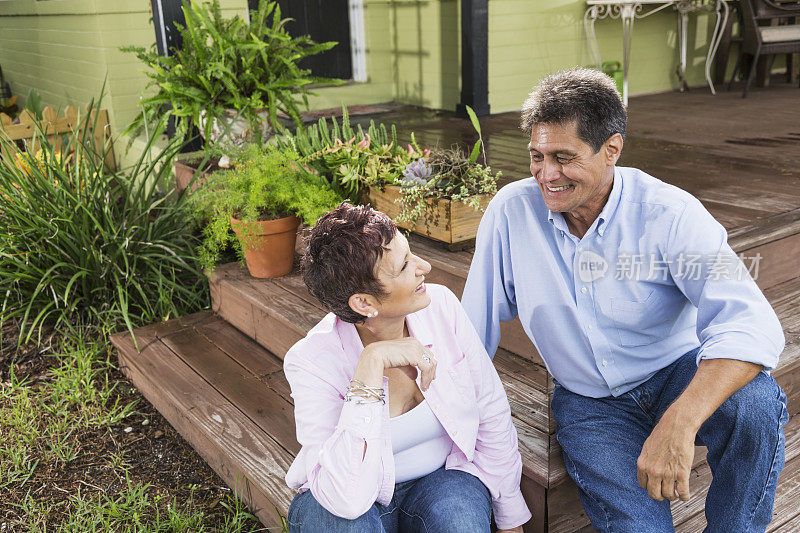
[676, 5, 690, 91]
[704, 0, 730, 95]
[584, 6, 602, 70]
[621, 4, 636, 105]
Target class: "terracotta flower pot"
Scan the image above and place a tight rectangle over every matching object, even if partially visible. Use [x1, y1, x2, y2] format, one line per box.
[173, 160, 210, 193]
[230, 215, 300, 278]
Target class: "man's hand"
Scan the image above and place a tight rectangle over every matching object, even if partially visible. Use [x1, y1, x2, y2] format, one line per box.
[497, 527, 524, 533]
[636, 412, 695, 501]
[636, 359, 762, 502]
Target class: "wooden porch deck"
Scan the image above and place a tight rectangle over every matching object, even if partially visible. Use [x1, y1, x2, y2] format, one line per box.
[112, 85, 800, 532]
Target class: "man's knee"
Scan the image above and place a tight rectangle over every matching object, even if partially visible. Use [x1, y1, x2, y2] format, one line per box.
[707, 372, 786, 437]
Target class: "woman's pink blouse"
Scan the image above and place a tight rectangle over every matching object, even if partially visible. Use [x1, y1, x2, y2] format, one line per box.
[283, 283, 532, 530]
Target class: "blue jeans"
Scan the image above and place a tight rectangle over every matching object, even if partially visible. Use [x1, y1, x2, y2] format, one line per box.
[552, 347, 788, 533]
[286, 467, 492, 532]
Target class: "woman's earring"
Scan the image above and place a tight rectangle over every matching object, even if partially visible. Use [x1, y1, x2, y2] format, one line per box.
[367, 311, 378, 318]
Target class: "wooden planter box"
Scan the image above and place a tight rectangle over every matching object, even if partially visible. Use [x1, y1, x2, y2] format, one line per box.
[367, 185, 492, 247]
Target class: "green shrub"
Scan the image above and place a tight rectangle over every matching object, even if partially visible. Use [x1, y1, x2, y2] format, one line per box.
[0, 101, 208, 343]
[190, 144, 343, 270]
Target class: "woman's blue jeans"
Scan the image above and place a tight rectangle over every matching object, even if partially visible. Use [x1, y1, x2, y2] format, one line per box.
[552, 347, 789, 533]
[286, 467, 492, 532]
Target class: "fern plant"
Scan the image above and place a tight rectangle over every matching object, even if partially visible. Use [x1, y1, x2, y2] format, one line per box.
[189, 144, 343, 270]
[122, 0, 340, 146]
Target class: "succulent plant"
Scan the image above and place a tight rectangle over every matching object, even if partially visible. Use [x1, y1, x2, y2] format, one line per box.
[401, 159, 432, 187]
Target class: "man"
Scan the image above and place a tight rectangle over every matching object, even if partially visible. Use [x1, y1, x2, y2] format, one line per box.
[461, 67, 788, 532]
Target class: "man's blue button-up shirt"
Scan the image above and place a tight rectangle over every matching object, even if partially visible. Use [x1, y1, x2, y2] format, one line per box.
[461, 166, 785, 398]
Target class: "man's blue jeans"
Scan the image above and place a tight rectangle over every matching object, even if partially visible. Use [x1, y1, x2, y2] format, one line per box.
[551, 347, 789, 533]
[286, 467, 492, 532]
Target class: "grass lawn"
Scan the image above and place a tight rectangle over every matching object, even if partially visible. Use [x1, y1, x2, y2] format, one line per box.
[0, 320, 271, 532]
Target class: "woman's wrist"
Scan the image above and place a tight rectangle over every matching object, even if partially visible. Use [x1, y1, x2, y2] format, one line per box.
[352, 346, 384, 388]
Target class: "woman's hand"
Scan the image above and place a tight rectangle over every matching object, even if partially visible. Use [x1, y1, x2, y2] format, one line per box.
[360, 338, 438, 391]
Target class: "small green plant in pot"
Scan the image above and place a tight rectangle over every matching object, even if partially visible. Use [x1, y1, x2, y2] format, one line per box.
[191, 144, 343, 278]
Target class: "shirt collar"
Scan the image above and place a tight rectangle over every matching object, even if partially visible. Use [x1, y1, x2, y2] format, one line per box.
[546, 166, 622, 238]
[595, 166, 622, 237]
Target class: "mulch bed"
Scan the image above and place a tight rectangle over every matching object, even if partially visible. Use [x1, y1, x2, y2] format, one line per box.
[0, 319, 264, 530]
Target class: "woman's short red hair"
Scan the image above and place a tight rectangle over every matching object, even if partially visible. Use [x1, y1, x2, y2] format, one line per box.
[301, 202, 398, 323]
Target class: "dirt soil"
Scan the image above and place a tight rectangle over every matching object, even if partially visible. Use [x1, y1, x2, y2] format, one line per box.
[0, 319, 264, 530]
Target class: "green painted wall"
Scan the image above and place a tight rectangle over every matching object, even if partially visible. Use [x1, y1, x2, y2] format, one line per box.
[0, 0, 248, 135]
[305, 0, 460, 112]
[487, 1, 733, 113]
[0, 0, 752, 126]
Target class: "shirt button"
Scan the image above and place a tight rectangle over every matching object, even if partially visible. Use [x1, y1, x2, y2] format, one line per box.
[615, 387, 620, 392]
[453, 430, 459, 436]
[364, 417, 371, 423]
[602, 359, 608, 366]
[588, 325, 593, 331]
[581, 287, 587, 294]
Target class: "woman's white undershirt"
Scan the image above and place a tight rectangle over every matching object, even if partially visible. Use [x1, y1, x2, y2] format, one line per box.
[390, 400, 453, 483]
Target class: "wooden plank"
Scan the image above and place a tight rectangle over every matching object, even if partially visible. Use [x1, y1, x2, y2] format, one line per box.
[193, 318, 283, 378]
[740, 231, 800, 291]
[515, 420, 549, 488]
[208, 263, 320, 359]
[520, 476, 547, 533]
[157, 324, 301, 456]
[728, 207, 800, 250]
[111, 327, 296, 529]
[495, 347, 549, 394]
[547, 477, 591, 533]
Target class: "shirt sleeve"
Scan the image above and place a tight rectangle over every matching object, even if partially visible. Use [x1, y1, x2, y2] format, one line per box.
[666, 199, 784, 370]
[284, 351, 385, 519]
[461, 197, 518, 359]
[447, 288, 532, 529]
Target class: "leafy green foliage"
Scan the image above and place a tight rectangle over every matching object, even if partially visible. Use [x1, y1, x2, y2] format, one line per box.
[190, 144, 343, 270]
[275, 106, 424, 198]
[122, 0, 340, 146]
[464, 105, 484, 166]
[0, 102, 208, 344]
[24, 88, 44, 120]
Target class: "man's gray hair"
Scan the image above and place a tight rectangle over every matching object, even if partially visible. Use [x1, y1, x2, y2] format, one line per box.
[520, 67, 627, 153]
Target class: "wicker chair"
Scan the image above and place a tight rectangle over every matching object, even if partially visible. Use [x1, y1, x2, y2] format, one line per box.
[731, 0, 800, 97]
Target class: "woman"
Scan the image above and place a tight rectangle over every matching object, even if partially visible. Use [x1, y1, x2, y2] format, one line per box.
[284, 202, 531, 532]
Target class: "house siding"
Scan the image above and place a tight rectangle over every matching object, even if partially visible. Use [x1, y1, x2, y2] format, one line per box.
[0, 0, 248, 134]
[487, 0, 729, 113]
[0, 0, 747, 124]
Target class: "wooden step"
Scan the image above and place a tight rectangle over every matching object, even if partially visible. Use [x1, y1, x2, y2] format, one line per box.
[112, 310, 800, 533]
[111, 311, 550, 532]
[110, 312, 296, 530]
[208, 260, 800, 532]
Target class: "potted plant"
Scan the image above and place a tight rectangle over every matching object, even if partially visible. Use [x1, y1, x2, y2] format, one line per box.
[190, 144, 343, 278]
[122, 0, 340, 148]
[277, 106, 499, 248]
[368, 143, 499, 248]
[173, 148, 234, 193]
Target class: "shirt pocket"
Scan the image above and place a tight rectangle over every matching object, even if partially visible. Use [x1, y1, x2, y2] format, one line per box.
[610, 290, 677, 347]
[447, 355, 475, 399]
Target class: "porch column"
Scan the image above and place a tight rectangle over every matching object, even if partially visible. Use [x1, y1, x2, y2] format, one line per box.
[457, 0, 490, 117]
